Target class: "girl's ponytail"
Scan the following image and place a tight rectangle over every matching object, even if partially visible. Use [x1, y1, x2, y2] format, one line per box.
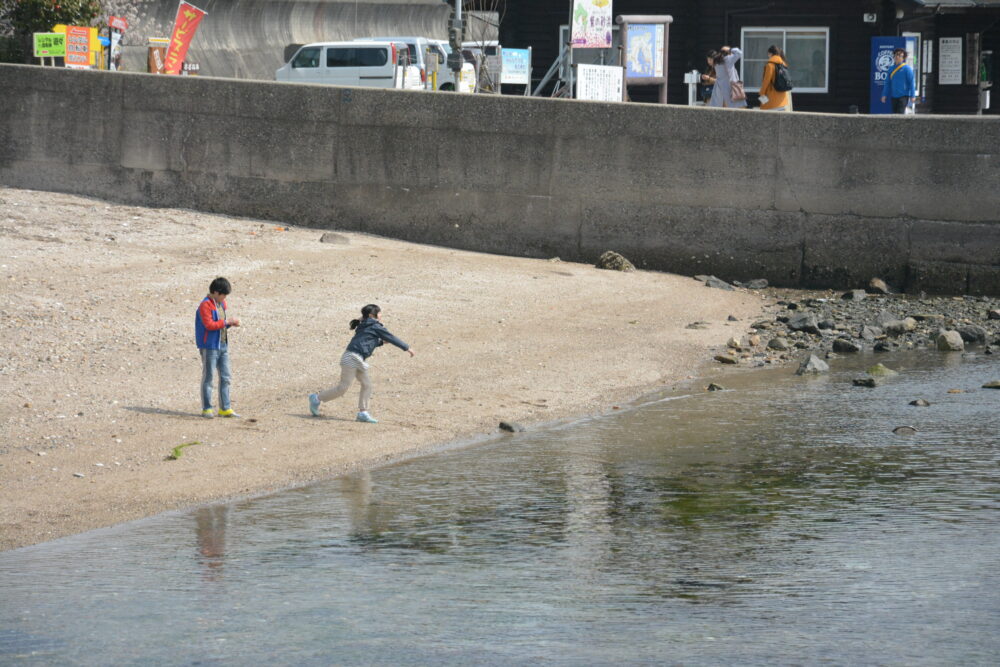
[349, 303, 380, 330]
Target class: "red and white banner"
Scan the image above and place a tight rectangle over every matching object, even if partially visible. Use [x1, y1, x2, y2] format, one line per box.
[163, 1, 207, 75]
[109, 16, 128, 32]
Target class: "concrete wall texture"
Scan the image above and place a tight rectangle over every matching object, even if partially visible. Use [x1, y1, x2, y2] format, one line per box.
[119, 0, 452, 81]
[2, 64, 999, 294]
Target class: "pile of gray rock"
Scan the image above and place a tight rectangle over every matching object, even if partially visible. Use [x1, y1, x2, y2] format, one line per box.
[705, 277, 1000, 367]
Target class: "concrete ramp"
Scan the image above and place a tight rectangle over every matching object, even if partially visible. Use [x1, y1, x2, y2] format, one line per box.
[123, 0, 451, 80]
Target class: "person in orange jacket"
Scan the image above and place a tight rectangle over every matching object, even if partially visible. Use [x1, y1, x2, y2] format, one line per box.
[759, 45, 790, 111]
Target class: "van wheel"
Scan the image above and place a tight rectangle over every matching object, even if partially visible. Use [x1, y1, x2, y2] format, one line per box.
[439, 83, 455, 92]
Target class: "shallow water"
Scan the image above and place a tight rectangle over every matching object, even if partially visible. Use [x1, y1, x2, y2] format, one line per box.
[2, 350, 999, 665]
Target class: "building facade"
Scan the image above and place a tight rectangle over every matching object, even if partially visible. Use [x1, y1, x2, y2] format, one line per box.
[495, 0, 999, 114]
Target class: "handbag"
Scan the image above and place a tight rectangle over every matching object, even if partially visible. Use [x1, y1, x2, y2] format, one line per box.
[730, 73, 746, 102]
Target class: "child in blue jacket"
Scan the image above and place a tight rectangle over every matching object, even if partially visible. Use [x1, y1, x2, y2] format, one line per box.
[195, 277, 241, 418]
[309, 304, 414, 423]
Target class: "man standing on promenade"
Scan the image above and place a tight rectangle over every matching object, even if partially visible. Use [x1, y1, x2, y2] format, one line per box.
[881, 47, 916, 114]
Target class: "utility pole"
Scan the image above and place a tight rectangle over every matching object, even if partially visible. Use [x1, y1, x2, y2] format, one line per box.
[447, 0, 464, 76]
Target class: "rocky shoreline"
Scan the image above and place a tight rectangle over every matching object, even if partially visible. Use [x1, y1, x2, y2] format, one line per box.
[691, 276, 1000, 374]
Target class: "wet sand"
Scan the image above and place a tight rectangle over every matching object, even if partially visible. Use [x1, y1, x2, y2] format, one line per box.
[0, 186, 768, 551]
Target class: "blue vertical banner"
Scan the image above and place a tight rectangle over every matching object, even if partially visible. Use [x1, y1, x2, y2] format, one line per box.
[871, 36, 906, 114]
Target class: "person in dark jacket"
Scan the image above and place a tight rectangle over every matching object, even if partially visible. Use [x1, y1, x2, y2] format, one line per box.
[309, 304, 415, 423]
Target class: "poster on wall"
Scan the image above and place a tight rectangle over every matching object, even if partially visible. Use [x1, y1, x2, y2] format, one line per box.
[570, 0, 613, 49]
[939, 37, 962, 85]
[870, 36, 906, 113]
[576, 63, 623, 101]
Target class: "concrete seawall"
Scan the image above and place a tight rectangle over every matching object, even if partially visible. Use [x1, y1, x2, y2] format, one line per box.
[117, 0, 452, 80]
[2, 64, 999, 294]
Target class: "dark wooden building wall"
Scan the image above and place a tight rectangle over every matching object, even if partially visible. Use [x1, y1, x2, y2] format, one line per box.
[498, 0, 1000, 114]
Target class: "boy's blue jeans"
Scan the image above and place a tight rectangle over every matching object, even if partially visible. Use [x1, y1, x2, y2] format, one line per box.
[200, 347, 231, 411]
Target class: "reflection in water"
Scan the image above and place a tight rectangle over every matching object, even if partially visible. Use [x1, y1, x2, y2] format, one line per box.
[195, 506, 228, 582]
[0, 350, 998, 664]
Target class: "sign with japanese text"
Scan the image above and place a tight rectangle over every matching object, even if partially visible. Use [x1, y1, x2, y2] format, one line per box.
[65, 26, 91, 68]
[109, 16, 129, 32]
[33, 33, 66, 58]
[939, 37, 962, 85]
[571, 0, 612, 49]
[576, 64, 623, 101]
[500, 48, 530, 85]
[164, 1, 207, 75]
[148, 37, 169, 74]
[110, 29, 123, 70]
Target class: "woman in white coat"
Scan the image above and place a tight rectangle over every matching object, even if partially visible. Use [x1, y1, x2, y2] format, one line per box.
[707, 46, 747, 109]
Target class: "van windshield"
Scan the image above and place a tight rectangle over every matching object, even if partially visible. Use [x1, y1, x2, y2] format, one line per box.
[292, 47, 321, 68]
[326, 47, 389, 68]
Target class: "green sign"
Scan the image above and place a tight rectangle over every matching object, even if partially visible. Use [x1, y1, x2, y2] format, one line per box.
[34, 33, 66, 58]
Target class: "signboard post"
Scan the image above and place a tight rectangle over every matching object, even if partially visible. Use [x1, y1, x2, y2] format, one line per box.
[569, 1, 613, 100]
[500, 47, 532, 95]
[148, 37, 169, 74]
[64, 25, 91, 68]
[575, 63, 624, 102]
[33, 33, 66, 65]
[616, 14, 672, 103]
[870, 36, 906, 114]
[108, 16, 128, 71]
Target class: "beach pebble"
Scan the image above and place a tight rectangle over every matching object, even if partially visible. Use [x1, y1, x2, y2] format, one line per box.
[833, 338, 862, 353]
[936, 331, 965, 351]
[796, 354, 829, 375]
[767, 337, 789, 351]
[909, 399, 931, 406]
[868, 278, 891, 294]
[704, 276, 735, 291]
[841, 289, 866, 301]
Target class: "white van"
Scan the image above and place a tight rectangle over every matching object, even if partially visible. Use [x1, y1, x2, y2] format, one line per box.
[275, 41, 422, 89]
[358, 36, 474, 92]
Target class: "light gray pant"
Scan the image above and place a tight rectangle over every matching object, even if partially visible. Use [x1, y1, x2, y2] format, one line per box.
[318, 352, 372, 411]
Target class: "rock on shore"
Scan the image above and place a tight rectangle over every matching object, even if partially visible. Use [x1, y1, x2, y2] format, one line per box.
[710, 283, 1000, 368]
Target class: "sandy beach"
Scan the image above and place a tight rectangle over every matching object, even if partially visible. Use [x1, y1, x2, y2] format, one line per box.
[0, 186, 769, 551]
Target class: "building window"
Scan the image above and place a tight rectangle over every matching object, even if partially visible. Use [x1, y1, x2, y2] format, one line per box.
[741, 27, 829, 93]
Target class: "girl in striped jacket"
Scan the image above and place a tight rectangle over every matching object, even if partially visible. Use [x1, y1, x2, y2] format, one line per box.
[309, 304, 414, 423]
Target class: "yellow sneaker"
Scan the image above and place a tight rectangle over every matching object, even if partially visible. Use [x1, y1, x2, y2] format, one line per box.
[218, 408, 241, 418]
[201, 409, 215, 419]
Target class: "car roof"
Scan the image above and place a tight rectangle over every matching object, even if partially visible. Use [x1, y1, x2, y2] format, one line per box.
[357, 36, 430, 43]
[301, 40, 399, 48]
